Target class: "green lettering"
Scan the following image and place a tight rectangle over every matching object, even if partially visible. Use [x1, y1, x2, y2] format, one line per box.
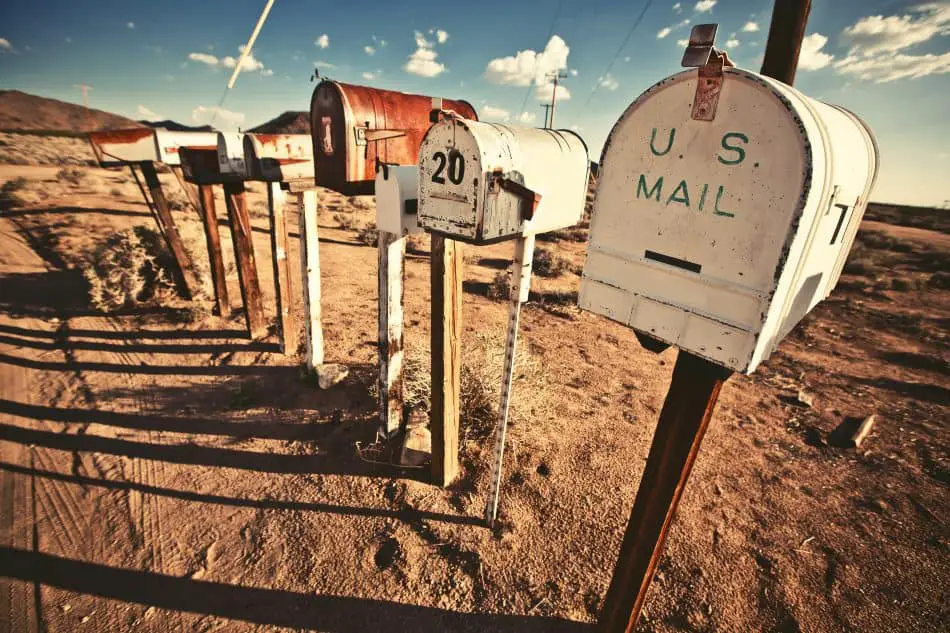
[667, 180, 690, 207]
[698, 183, 709, 211]
[637, 174, 664, 201]
[649, 128, 676, 156]
[714, 185, 735, 217]
[717, 132, 749, 165]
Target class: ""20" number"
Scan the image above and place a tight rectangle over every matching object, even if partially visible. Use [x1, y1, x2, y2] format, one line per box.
[431, 151, 465, 185]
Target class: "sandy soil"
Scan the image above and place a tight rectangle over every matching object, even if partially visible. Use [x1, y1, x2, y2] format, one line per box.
[0, 139, 947, 633]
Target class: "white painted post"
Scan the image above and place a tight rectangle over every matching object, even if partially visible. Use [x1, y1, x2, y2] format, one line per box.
[484, 233, 536, 524]
[298, 190, 324, 370]
[378, 230, 406, 438]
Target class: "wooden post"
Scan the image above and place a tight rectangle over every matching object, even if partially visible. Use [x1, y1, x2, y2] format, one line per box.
[139, 161, 196, 300]
[268, 183, 296, 355]
[170, 165, 202, 218]
[298, 190, 324, 370]
[485, 234, 535, 524]
[430, 234, 462, 487]
[760, 0, 812, 84]
[378, 230, 406, 438]
[597, 352, 732, 633]
[196, 184, 230, 316]
[223, 181, 267, 340]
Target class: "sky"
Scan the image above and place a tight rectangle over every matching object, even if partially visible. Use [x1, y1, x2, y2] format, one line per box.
[1, 0, 948, 207]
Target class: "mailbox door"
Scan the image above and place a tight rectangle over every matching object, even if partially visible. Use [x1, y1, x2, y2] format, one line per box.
[180, 147, 244, 185]
[153, 130, 218, 166]
[244, 134, 314, 182]
[418, 117, 485, 241]
[88, 128, 158, 167]
[217, 133, 247, 177]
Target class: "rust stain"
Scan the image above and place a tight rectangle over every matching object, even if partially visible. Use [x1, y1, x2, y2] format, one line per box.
[89, 128, 154, 144]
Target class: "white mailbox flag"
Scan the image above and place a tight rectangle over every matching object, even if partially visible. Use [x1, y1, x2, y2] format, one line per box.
[580, 66, 879, 373]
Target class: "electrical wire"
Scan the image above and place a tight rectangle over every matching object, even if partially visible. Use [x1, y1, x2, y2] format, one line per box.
[518, 0, 564, 120]
[577, 0, 656, 113]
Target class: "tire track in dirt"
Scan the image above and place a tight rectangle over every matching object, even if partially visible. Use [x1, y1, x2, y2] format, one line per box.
[0, 444, 39, 633]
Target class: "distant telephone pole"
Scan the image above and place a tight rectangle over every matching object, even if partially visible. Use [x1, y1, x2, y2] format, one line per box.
[73, 84, 92, 109]
[546, 70, 568, 128]
[540, 104, 553, 128]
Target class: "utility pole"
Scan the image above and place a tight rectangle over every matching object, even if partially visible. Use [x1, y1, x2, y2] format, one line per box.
[546, 70, 568, 128]
[73, 84, 92, 109]
[540, 104, 553, 128]
[761, 0, 812, 84]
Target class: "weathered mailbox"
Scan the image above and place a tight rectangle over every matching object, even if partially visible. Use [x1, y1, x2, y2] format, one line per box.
[180, 147, 245, 185]
[417, 117, 590, 244]
[243, 133, 314, 182]
[216, 132, 248, 178]
[88, 128, 158, 166]
[309, 80, 477, 194]
[154, 129, 217, 166]
[580, 65, 879, 374]
[375, 165, 421, 236]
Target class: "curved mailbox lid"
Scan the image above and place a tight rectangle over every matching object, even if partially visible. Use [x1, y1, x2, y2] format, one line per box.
[153, 129, 218, 166]
[179, 147, 247, 185]
[375, 164, 422, 236]
[88, 128, 158, 167]
[216, 132, 248, 178]
[417, 116, 589, 244]
[243, 133, 314, 182]
[580, 67, 878, 373]
[310, 79, 477, 194]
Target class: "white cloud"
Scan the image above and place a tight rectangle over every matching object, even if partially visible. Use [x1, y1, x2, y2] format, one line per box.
[259, 68, 273, 77]
[570, 124, 582, 131]
[192, 105, 245, 128]
[405, 30, 445, 77]
[482, 105, 511, 121]
[725, 38, 740, 49]
[797, 33, 835, 70]
[569, 68, 578, 76]
[535, 82, 571, 102]
[127, 22, 135, 29]
[835, 51, 950, 82]
[315, 34, 329, 49]
[484, 35, 570, 87]
[436, 29, 449, 44]
[840, 3, 950, 57]
[624, 55, 632, 62]
[598, 73, 619, 90]
[314, 60, 337, 69]
[518, 111, 537, 124]
[694, 0, 716, 13]
[137, 104, 162, 120]
[742, 21, 759, 32]
[0, 38, 12, 51]
[364, 45, 376, 56]
[189, 52, 219, 66]
[380, 39, 387, 47]
[657, 27, 672, 39]
[362, 71, 377, 80]
[677, 39, 689, 47]
[673, 2, 682, 13]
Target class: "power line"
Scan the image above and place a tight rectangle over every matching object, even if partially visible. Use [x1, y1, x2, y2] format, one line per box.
[578, 0, 656, 114]
[518, 0, 564, 122]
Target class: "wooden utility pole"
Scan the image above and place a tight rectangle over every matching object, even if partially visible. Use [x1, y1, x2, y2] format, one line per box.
[597, 5, 812, 632]
[540, 104, 553, 128]
[223, 182, 267, 340]
[546, 71, 568, 128]
[268, 183, 297, 355]
[430, 235, 462, 487]
[761, 0, 812, 84]
[196, 184, 230, 316]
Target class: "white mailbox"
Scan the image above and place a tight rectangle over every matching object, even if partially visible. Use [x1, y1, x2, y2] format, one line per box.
[88, 128, 158, 167]
[417, 117, 589, 244]
[216, 132, 247, 177]
[154, 129, 218, 166]
[243, 133, 315, 182]
[580, 65, 879, 374]
[375, 164, 422, 236]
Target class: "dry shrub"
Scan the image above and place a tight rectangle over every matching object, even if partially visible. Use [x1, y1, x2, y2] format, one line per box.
[406, 233, 429, 254]
[348, 195, 374, 210]
[110, 187, 124, 197]
[356, 222, 378, 246]
[0, 177, 28, 210]
[84, 226, 178, 311]
[487, 271, 510, 301]
[56, 167, 86, 186]
[402, 333, 549, 442]
[334, 212, 358, 230]
[929, 271, 950, 290]
[532, 247, 571, 277]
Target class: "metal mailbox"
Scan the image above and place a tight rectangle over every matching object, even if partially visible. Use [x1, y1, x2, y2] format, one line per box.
[243, 133, 314, 182]
[579, 65, 879, 373]
[309, 80, 477, 194]
[417, 117, 590, 244]
[375, 165, 421, 236]
[216, 132, 248, 178]
[89, 128, 158, 167]
[180, 147, 246, 185]
[154, 129, 218, 166]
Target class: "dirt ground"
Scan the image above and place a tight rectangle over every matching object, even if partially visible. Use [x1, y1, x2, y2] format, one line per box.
[0, 136, 947, 633]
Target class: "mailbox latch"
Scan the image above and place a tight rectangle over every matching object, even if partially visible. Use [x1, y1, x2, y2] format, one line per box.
[681, 24, 731, 122]
[490, 170, 542, 222]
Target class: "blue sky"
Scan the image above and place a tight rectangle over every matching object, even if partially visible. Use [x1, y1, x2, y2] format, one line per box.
[1, 0, 948, 206]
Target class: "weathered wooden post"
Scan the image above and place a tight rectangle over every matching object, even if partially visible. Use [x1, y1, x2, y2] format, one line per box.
[196, 183, 230, 315]
[297, 188, 324, 370]
[416, 112, 589, 496]
[580, 19, 879, 632]
[138, 160, 197, 299]
[223, 181, 267, 340]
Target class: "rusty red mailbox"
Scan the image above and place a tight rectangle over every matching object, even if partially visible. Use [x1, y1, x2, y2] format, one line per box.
[309, 80, 477, 194]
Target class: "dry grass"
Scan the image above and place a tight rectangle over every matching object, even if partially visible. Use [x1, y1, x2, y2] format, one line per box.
[83, 226, 179, 311]
[0, 177, 28, 210]
[356, 222, 378, 246]
[334, 212, 358, 230]
[56, 166, 86, 186]
[348, 195, 375, 211]
[532, 247, 571, 277]
[487, 271, 510, 301]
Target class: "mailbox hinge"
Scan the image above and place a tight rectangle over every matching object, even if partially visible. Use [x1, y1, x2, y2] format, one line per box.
[681, 23, 727, 122]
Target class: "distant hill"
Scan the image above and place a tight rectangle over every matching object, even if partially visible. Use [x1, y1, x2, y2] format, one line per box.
[140, 119, 213, 132]
[249, 111, 309, 134]
[0, 90, 143, 133]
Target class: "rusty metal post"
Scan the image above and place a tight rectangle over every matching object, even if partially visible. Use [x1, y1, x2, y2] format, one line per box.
[196, 184, 230, 316]
[139, 161, 196, 300]
[597, 351, 732, 633]
[761, 0, 812, 85]
[430, 234, 462, 487]
[223, 181, 267, 340]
